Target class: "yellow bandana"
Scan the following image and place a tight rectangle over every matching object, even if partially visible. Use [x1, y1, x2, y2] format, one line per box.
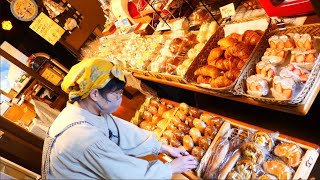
[61, 58, 126, 100]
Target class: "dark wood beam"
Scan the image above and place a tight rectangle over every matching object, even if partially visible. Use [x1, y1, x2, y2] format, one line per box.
[0, 49, 68, 99]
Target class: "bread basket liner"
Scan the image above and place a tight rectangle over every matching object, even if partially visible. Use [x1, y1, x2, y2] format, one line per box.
[184, 17, 271, 94]
[234, 23, 320, 105]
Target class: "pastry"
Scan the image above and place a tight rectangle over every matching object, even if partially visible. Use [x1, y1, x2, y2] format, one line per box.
[289, 33, 313, 50]
[225, 42, 252, 60]
[280, 64, 310, 82]
[218, 37, 239, 50]
[240, 142, 265, 164]
[251, 131, 274, 151]
[194, 65, 221, 78]
[263, 160, 293, 179]
[290, 49, 317, 71]
[246, 75, 269, 97]
[207, 47, 223, 62]
[256, 61, 277, 82]
[274, 142, 303, 167]
[208, 57, 244, 71]
[224, 69, 241, 81]
[197, 75, 212, 84]
[183, 135, 194, 152]
[235, 159, 257, 179]
[258, 174, 277, 180]
[242, 30, 262, 46]
[189, 127, 202, 145]
[268, 35, 295, 50]
[271, 76, 295, 100]
[210, 76, 233, 88]
[227, 170, 244, 180]
[189, 8, 211, 26]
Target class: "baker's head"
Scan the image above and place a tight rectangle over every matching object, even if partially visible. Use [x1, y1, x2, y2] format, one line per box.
[61, 58, 126, 114]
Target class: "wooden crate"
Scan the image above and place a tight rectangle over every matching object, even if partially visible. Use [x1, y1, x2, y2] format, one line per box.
[196, 121, 319, 179]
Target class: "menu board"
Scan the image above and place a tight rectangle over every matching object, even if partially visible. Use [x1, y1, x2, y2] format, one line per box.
[29, 12, 65, 45]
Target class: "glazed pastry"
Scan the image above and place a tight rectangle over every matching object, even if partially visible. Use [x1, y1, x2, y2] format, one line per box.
[211, 76, 233, 88]
[271, 76, 295, 100]
[240, 142, 265, 164]
[251, 131, 274, 151]
[218, 150, 241, 179]
[218, 37, 238, 50]
[246, 75, 269, 97]
[235, 159, 257, 179]
[207, 47, 223, 62]
[280, 64, 310, 82]
[256, 61, 277, 82]
[242, 30, 262, 46]
[263, 160, 293, 179]
[194, 65, 221, 78]
[224, 69, 241, 81]
[208, 57, 244, 71]
[199, 136, 211, 151]
[193, 118, 207, 133]
[274, 142, 303, 167]
[183, 135, 194, 152]
[204, 126, 218, 139]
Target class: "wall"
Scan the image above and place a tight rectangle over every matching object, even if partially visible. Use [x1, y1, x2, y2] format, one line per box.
[64, 0, 106, 50]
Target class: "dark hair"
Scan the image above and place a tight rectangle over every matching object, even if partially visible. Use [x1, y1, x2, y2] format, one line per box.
[98, 78, 125, 100]
[71, 78, 125, 102]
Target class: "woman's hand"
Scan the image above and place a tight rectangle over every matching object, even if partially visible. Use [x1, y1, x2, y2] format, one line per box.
[160, 144, 189, 158]
[170, 155, 199, 174]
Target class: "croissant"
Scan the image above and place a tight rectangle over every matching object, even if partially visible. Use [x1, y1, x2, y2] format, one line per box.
[227, 33, 242, 42]
[242, 30, 262, 46]
[208, 57, 243, 71]
[194, 65, 221, 78]
[207, 47, 223, 62]
[197, 75, 212, 84]
[210, 76, 233, 88]
[218, 37, 238, 50]
[224, 69, 241, 81]
[225, 42, 252, 60]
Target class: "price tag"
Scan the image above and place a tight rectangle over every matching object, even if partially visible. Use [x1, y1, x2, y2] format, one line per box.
[219, 3, 236, 18]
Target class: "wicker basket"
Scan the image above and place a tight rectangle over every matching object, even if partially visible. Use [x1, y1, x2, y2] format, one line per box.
[184, 17, 270, 94]
[148, 72, 189, 84]
[126, 68, 152, 77]
[234, 23, 320, 105]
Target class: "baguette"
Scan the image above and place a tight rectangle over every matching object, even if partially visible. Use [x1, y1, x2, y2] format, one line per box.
[218, 150, 241, 179]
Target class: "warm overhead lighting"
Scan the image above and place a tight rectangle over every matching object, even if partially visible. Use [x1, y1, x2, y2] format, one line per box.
[2, 21, 13, 31]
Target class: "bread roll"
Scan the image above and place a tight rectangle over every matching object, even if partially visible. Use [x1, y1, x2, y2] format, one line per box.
[189, 107, 202, 118]
[179, 102, 189, 114]
[199, 136, 211, 151]
[263, 160, 293, 179]
[197, 75, 212, 84]
[172, 117, 182, 126]
[183, 135, 194, 152]
[163, 130, 173, 140]
[191, 146, 205, 161]
[189, 127, 202, 145]
[227, 170, 244, 180]
[173, 129, 185, 141]
[170, 138, 182, 147]
[204, 126, 218, 139]
[274, 143, 303, 167]
[159, 137, 168, 145]
[193, 118, 207, 133]
[236, 159, 257, 179]
[177, 123, 190, 134]
[186, 116, 195, 128]
[258, 174, 277, 180]
[175, 110, 187, 121]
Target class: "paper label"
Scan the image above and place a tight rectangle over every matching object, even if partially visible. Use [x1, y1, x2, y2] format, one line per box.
[29, 12, 65, 45]
[220, 3, 236, 18]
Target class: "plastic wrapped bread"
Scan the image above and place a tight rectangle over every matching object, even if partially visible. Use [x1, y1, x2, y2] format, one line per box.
[271, 76, 296, 100]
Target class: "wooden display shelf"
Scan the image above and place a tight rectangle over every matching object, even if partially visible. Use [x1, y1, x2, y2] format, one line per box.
[157, 98, 320, 179]
[133, 72, 320, 116]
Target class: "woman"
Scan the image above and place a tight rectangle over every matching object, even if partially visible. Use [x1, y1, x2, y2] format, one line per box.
[41, 58, 198, 179]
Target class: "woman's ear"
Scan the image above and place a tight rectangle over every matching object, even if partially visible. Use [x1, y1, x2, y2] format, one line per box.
[89, 89, 100, 101]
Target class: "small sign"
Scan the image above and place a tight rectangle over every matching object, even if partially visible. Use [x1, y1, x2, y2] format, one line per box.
[219, 3, 236, 18]
[29, 12, 65, 45]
